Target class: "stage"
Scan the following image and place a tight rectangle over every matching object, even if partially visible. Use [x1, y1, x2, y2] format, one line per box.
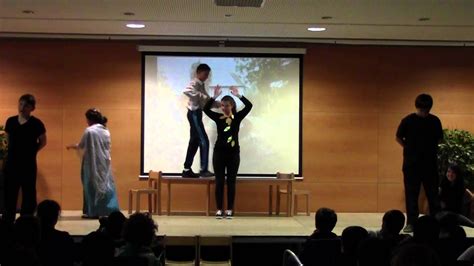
[56, 211, 474, 237]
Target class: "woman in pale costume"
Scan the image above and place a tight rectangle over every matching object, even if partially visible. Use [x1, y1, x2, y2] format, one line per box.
[67, 109, 119, 218]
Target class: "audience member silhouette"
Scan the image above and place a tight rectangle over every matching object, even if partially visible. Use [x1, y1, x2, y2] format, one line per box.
[81, 231, 115, 266]
[101, 210, 127, 249]
[309, 207, 338, 240]
[8, 215, 42, 266]
[391, 243, 441, 266]
[413, 215, 441, 247]
[299, 208, 339, 266]
[116, 212, 161, 266]
[358, 237, 391, 266]
[337, 226, 368, 266]
[36, 199, 75, 266]
[371, 209, 409, 249]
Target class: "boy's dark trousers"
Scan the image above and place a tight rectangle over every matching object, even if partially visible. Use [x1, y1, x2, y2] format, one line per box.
[184, 109, 209, 172]
[403, 163, 441, 225]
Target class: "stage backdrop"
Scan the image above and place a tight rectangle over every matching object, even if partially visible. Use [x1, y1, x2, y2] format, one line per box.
[142, 54, 301, 176]
[0, 40, 473, 213]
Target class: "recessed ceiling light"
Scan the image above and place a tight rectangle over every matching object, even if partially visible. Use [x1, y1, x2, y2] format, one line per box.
[126, 23, 145, 29]
[307, 27, 326, 32]
[22, 10, 35, 14]
[123, 12, 135, 16]
[418, 17, 430, 21]
[321, 16, 333, 20]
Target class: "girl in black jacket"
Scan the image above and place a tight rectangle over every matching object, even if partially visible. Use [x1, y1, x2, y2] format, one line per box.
[203, 86, 252, 219]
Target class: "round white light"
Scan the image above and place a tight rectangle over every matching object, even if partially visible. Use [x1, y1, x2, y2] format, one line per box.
[126, 23, 145, 29]
[307, 27, 326, 32]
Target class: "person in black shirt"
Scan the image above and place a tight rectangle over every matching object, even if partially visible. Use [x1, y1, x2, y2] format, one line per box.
[396, 93, 443, 232]
[203, 86, 252, 219]
[3, 94, 47, 224]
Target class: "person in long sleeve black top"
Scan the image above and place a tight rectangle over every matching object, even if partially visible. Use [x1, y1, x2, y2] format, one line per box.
[436, 164, 474, 228]
[203, 86, 252, 219]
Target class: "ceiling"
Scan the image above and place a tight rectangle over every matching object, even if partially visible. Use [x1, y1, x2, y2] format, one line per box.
[1, 0, 474, 42]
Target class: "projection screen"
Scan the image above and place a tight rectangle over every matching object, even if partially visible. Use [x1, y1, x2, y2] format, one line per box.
[141, 52, 302, 177]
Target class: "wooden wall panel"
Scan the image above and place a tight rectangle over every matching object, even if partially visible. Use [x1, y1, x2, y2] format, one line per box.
[1, 40, 474, 213]
[302, 112, 378, 183]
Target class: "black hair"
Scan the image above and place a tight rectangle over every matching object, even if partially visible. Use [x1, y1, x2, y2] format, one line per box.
[341, 226, 368, 255]
[85, 108, 108, 126]
[415, 94, 433, 111]
[447, 163, 463, 178]
[123, 213, 157, 247]
[37, 199, 61, 228]
[315, 207, 337, 233]
[196, 63, 211, 73]
[413, 215, 440, 244]
[19, 94, 36, 108]
[105, 211, 127, 239]
[441, 163, 465, 190]
[382, 209, 405, 235]
[221, 95, 237, 114]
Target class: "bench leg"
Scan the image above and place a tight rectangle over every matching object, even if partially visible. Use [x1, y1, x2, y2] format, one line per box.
[269, 185, 273, 216]
[287, 182, 292, 217]
[206, 182, 210, 216]
[276, 188, 281, 216]
[294, 196, 298, 215]
[128, 190, 133, 214]
[306, 194, 310, 216]
[157, 182, 162, 215]
[167, 182, 171, 216]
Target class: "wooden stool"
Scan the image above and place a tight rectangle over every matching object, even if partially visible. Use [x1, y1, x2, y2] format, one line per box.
[277, 189, 311, 216]
[128, 188, 159, 214]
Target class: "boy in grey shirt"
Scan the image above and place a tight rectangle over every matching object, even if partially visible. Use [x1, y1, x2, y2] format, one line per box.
[182, 64, 216, 178]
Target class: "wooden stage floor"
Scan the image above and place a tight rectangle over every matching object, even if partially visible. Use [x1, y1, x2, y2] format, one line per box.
[57, 211, 474, 237]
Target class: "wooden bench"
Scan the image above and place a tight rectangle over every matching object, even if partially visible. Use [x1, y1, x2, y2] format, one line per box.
[152, 176, 294, 217]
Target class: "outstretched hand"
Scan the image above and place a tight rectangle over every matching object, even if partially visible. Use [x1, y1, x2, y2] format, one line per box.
[230, 86, 240, 97]
[214, 85, 222, 98]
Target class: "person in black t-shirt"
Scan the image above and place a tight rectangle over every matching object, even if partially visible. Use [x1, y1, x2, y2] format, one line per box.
[396, 93, 443, 232]
[3, 94, 47, 224]
[203, 86, 252, 219]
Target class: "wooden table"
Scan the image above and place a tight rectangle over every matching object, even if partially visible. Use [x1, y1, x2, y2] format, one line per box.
[159, 176, 294, 217]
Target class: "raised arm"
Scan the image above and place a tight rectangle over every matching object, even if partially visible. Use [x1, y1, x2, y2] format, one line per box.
[237, 95, 253, 118]
[230, 87, 252, 119]
[203, 85, 223, 121]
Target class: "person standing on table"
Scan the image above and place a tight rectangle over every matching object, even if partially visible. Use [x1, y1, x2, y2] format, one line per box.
[182, 63, 219, 178]
[66, 109, 119, 219]
[3, 94, 47, 224]
[203, 86, 252, 219]
[396, 93, 443, 233]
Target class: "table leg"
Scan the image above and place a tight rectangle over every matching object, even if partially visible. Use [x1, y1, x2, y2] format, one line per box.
[287, 181, 292, 217]
[269, 185, 273, 216]
[167, 182, 171, 216]
[128, 190, 133, 214]
[206, 181, 210, 216]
